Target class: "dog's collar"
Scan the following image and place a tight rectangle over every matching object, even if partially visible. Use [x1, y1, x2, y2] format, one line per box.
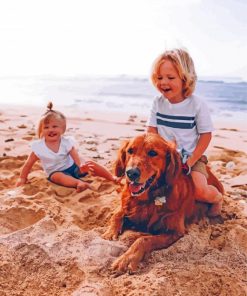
[150, 173, 169, 192]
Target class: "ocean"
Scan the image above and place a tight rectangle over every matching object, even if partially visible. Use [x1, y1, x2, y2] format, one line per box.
[0, 76, 246, 121]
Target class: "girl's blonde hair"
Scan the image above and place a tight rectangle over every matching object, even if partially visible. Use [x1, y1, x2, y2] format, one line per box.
[37, 102, 66, 138]
[151, 48, 197, 97]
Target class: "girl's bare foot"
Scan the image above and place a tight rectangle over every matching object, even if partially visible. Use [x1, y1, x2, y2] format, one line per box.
[76, 181, 90, 193]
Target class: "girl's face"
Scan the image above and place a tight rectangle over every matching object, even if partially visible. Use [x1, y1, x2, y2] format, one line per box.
[156, 59, 184, 103]
[42, 118, 65, 142]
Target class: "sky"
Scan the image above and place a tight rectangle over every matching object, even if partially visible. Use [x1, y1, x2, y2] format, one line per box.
[0, 0, 246, 79]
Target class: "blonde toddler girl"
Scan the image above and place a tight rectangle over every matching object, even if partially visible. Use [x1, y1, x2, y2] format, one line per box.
[16, 102, 117, 192]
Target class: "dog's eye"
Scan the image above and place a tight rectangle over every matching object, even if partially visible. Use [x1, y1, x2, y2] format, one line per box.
[148, 150, 157, 157]
[127, 148, 134, 154]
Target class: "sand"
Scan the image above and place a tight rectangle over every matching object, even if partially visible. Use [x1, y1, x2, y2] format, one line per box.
[0, 104, 247, 296]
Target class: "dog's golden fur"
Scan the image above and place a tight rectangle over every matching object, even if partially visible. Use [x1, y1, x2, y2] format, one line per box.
[103, 133, 224, 273]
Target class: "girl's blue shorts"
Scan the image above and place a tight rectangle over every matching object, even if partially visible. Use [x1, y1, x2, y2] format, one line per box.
[48, 163, 87, 181]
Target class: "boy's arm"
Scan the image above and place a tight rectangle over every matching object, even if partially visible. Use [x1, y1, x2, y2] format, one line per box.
[16, 152, 39, 186]
[187, 132, 212, 167]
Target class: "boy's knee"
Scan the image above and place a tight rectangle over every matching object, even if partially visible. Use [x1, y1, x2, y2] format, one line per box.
[195, 186, 206, 199]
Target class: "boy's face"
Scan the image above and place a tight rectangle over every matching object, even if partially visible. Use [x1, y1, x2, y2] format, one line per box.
[42, 118, 65, 142]
[156, 59, 184, 103]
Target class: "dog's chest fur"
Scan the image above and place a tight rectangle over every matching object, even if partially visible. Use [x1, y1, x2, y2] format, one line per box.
[121, 188, 169, 231]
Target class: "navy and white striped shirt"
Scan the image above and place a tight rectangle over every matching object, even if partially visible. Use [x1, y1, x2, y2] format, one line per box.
[147, 95, 214, 154]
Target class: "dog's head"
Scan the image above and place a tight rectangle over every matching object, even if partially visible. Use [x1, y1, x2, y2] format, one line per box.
[114, 133, 182, 198]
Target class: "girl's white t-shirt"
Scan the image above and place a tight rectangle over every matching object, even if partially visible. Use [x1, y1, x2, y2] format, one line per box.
[31, 136, 75, 176]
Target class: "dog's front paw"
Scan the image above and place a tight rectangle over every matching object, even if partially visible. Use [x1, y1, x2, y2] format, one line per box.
[111, 250, 141, 274]
[102, 228, 120, 241]
[112, 239, 145, 274]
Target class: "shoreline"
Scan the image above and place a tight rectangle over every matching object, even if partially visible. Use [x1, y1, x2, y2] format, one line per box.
[1, 99, 247, 124]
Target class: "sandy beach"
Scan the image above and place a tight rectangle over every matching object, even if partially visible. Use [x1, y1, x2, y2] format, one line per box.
[0, 104, 247, 296]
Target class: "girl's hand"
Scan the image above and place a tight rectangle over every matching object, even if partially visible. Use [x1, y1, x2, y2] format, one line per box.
[113, 176, 123, 184]
[80, 161, 108, 177]
[79, 163, 89, 174]
[84, 160, 117, 182]
[84, 161, 106, 176]
[16, 177, 27, 187]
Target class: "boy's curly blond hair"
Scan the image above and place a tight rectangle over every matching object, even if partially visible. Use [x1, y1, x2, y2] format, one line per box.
[151, 48, 197, 98]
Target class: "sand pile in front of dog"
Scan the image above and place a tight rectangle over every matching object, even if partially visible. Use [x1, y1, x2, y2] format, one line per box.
[0, 106, 247, 296]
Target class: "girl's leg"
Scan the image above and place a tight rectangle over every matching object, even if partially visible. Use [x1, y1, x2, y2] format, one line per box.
[191, 171, 223, 216]
[50, 172, 90, 192]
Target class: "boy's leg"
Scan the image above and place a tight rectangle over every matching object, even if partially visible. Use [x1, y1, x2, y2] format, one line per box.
[191, 171, 223, 216]
[50, 172, 90, 192]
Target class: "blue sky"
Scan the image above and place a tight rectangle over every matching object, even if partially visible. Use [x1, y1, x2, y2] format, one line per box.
[0, 0, 246, 79]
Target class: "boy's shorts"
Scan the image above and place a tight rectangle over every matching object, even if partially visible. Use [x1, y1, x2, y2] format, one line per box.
[191, 155, 208, 178]
[48, 163, 88, 181]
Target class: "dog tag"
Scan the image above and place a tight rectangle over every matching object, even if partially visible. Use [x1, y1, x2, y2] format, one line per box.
[155, 196, 167, 206]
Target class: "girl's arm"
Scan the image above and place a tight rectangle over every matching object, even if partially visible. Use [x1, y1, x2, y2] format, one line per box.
[147, 126, 158, 133]
[187, 132, 212, 167]
[16, 152, 39, 186]
[70, 147, 91, 174]
[69, 147, 85, 167]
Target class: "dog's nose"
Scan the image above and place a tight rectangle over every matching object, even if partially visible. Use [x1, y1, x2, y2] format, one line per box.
[126, 167, 140, 181]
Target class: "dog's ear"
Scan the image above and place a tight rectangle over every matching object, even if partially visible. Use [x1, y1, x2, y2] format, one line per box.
[114, 140, 130, 177]
[165, 147, 182, 184]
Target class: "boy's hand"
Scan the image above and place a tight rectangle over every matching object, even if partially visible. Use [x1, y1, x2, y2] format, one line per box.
[182, 163, 191, 175]
[182, 155, 194, 175]
[16, 177, 27, 187]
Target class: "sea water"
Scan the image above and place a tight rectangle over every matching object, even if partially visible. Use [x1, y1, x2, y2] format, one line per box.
[0, 75, 246, 120]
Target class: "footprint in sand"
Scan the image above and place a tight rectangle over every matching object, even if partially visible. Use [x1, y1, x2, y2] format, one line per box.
[52, 185, 74, 197]
[0, 157, 26, 170]
[225, 225, 247, 254]
[22, 184, 45, 196]
[0, 207, 45, 235]
[73, 205, 112, 231]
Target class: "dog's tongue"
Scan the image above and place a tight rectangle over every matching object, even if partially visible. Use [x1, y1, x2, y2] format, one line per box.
[129, 182, 143, 193]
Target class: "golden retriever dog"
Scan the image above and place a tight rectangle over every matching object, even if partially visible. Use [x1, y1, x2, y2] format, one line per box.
[102, 133, 224, 273]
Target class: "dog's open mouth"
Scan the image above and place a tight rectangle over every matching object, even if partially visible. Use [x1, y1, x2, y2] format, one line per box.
[129, 174, 156, 196]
